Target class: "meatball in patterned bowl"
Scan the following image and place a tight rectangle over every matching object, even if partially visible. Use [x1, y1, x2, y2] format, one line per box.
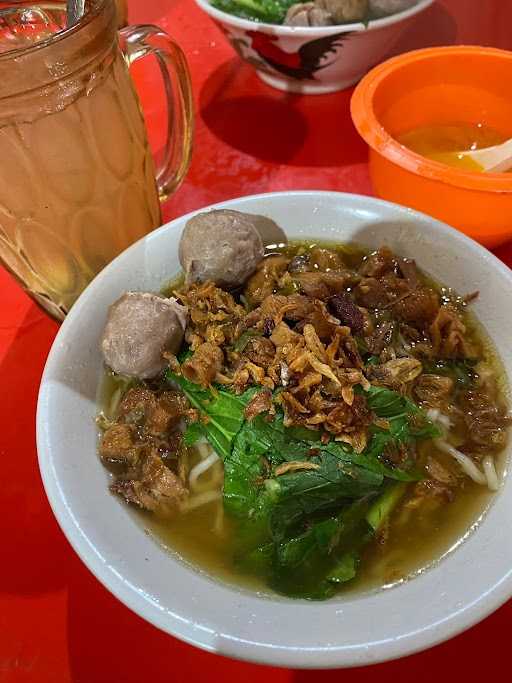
[37, 191, 512, 668]
[194, 0, 434, 93]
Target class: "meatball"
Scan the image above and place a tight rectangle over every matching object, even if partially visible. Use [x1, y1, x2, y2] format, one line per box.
[179, 210, 267, 287]
[369, 0, 417, 17]
[285, 2, 333, 26]
[248, 214, 287, 249]
[316, 0, 368, 23]
[101, 292, 187, 379]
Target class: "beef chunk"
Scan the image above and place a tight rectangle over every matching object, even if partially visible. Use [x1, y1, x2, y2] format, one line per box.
[294, 271, 351, 299]
[145, 391, 189, 436]
[393, 287, 439, 327]
[460, 389, 509, 453]
[118, 387, 186, 435]
[328, 293, 365, 334]
[244, 254, 289, 305]
[111, 449, 187, 516]
[399, 258, 420, 288]
[308, 247, 344, 272]
[364, 321, 394, 354]
[355, 276, 408, 309]
[118, 387, 156, 421]
[359, 246, 396, 278]
[425, 456, 458, 486]
[99, 424, 138, 468]
[429, 305, 471, 358]
[414, 374, 453, 407]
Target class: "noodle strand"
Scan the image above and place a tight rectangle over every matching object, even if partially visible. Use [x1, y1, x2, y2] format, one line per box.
[189, 451, 220, 490]
[181, 490, 222, 511]
[434, 439, 487, 486]
[482, 455, 499, 491]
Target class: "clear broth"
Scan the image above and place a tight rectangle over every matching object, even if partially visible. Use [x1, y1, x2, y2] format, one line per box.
[398, 123, 508, 172]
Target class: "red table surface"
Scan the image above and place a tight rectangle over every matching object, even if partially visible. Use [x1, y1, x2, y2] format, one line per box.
[2, 1, 512, 680]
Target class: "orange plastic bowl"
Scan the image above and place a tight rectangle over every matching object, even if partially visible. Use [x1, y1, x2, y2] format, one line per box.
[351, 46, 512, 247]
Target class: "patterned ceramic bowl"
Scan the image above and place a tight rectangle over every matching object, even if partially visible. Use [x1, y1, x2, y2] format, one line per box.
[194, 0, 434, 94]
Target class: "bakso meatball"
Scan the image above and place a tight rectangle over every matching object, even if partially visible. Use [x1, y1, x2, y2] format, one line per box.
[179, 209, 279, 287]
[248, 214, 287, 249]
[316, 0, 368, 23]
[369, 0, 418, 17]
[101, 292, 187, 379]
[285, 2, 333, 26]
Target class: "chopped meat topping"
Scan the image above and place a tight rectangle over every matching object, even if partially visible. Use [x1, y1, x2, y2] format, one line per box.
[294, 270, 351, 298]
[460, 389, 510, 454]
[111, 448, 188, 516]
[118, 387, 187, 435]
[99, 424, 139, 468]
[328, 293, 365, 334]
[102, 383, 191, 516]
[429, 305, 472, 358]
[359, 246, 396, 278]
[414, 374, 453, 407]
[243, 337, 276, 366]
[393, 287, 439, 327]
[245, 254, 290, 305]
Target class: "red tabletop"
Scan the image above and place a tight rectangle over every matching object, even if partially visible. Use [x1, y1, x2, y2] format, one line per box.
[2, 1, 512, 680]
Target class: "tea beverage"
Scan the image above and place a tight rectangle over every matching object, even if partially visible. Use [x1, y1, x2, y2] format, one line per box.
[0, 1, 192, 319]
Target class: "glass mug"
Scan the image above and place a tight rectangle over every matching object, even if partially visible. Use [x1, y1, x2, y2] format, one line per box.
[0, 0, 193, 319]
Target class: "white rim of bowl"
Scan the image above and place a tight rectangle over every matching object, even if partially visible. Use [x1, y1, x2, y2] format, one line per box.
[194, 0, 435, 36]
[37, 191, 512, 668]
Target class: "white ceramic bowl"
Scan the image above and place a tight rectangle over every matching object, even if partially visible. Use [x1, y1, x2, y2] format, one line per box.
[194, 0, 434, 94]
[37, 192, 512, 668]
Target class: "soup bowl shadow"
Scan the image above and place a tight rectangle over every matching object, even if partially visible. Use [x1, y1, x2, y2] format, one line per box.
[37, 191, 512, 669]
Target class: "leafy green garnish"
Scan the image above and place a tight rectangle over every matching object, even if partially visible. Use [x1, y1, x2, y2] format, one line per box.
[270, 500, 374, 599]
[183, 421, 204, 446]
[327, 552, 359, 584]
[211, 0, 295, 23]
[321, 441, 419, 482]
[167, 369, 256, 459]
[366, 482, 408, 532]
[224, 416, 273, 516]
[364, 385, 441, 468]
[167, 365, 438, 599]
[269, 453, 383, 542]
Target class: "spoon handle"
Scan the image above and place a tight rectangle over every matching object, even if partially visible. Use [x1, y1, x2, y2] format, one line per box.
[465, 138, 512, 173]
[67, 0, 85, 27]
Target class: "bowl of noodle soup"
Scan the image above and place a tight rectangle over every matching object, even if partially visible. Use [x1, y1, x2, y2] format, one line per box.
[37, 191, 512, 668]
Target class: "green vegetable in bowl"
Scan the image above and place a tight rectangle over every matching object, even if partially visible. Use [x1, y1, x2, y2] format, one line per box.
[211, 0, 296, 23]
[166, 368, 439, 598]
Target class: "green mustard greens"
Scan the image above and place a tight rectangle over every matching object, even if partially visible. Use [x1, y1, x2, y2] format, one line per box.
[211, 0, 296, 23]
[167, 368, 440, 599]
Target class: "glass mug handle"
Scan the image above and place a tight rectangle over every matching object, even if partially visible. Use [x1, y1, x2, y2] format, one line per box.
[119, 24, 194, 201]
